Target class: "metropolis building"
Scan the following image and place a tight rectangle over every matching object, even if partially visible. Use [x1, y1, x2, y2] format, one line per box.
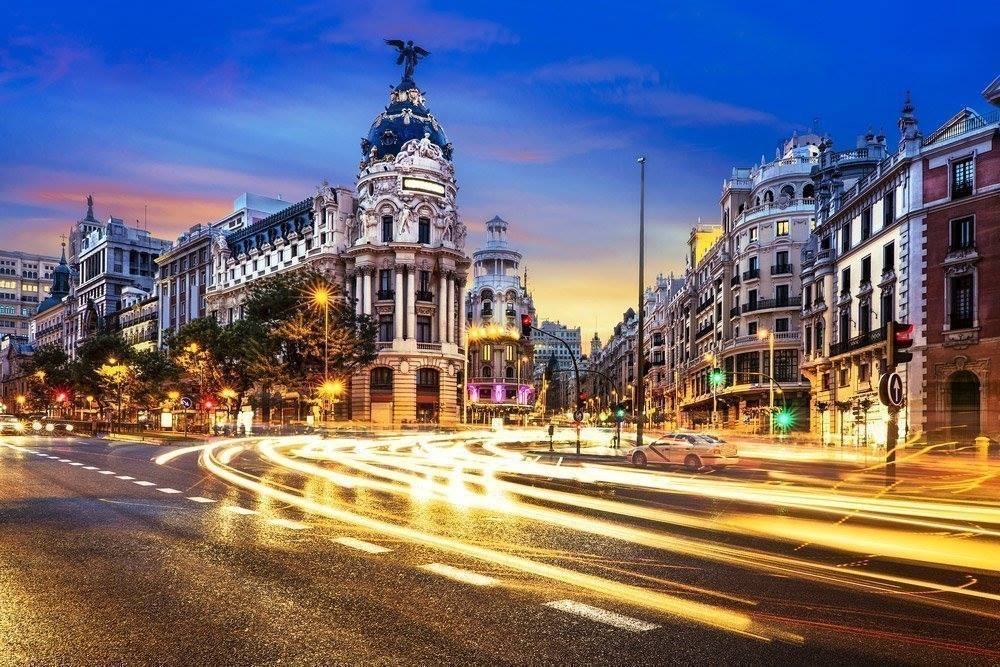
[204, 51, 470, 425]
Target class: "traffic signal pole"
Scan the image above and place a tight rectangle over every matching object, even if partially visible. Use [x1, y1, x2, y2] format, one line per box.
[528, 321, 583, 455]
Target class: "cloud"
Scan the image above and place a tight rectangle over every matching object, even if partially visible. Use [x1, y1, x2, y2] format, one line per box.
[0, 36, 90, 94]
[530, 57, 660, 85]
[455, 118, 633, 164]
[619, 88, 778, 126]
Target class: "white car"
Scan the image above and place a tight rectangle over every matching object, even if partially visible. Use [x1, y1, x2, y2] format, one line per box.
[0, 415, 26, 433]
[626, 432, 739, 471]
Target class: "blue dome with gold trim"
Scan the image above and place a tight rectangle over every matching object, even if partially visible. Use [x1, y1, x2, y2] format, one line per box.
[362, 77, 452, 162]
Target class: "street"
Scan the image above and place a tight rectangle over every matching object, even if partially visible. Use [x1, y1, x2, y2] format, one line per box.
[2, 431, 999, 666]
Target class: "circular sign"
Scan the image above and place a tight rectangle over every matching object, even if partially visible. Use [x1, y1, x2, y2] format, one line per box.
[878, 373, 904, 408]
[179, 396, 193, 409]
[573, 410, 584, 423]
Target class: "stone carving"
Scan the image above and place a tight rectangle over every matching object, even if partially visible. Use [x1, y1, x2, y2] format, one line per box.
[397, 208, 412, 236]
[384, 39, 430, 80]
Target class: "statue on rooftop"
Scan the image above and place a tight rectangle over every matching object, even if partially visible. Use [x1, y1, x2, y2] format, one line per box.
[385, 39, 430, 80]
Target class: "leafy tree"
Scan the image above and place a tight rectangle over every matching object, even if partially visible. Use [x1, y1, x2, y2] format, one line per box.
[22, 343, 73, 410]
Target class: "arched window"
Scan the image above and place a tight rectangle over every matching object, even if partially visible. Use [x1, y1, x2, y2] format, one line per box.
[481, 366, 493, 378]
[754, 196, 761, 207]
[949, 370, 980, 441]
[802, 183, 815, 199]
[780, 185, 795, 200]
[505, 365, 515, 379]
[417, 368, 440, 388]
[763, 190, 774, 204]
[371, 367, 393, 390]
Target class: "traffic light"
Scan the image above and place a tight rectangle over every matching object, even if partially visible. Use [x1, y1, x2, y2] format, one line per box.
[709, 368, 725, 388]
[520, 314, 532, 338]
[613, 403, 627, 423]
[887, 320, 914, 368]
[774, 408, 794, 430]
[204, 400, 214, 410]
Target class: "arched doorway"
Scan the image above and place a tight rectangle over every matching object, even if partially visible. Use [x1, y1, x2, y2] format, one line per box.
[949, 370, 980, 442]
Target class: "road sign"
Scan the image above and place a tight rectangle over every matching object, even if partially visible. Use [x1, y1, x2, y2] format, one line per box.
[179, 396, 193, 409]
[573, 410, 584, 423]
[878, 372, 904, 408]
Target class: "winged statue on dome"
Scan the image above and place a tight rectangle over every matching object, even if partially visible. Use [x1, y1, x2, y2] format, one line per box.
[384, 39, 430, 79]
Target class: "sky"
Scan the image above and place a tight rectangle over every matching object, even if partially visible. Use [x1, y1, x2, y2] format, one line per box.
[2, 1, 997, 346]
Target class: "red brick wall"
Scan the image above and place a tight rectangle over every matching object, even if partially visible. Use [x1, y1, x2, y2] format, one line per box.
[923, 160, 949, 203]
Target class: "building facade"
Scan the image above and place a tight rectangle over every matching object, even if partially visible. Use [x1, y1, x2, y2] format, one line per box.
[110, 288, 159, 352]
[0, 249, 58, 341]
[464, 215, 535, 423]
[30, 246, 73, 350]
[532, 319, 583, 413]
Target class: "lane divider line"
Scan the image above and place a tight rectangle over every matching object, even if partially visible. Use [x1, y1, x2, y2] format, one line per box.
[421, 563, 499, 587]
[224, 506, 257, 515]
[98, 470, 116, 475]
[58, 459, 72, 463]
[69, 462, 84, 466]
[334, 537, 392, 554]
[133, 481, 156, 487]
[544, 600, 660, 632]
[116, 475, 135, 480]
[157, 488, 182, 494]
[82, 466, 98, 470]
[187, 496, 216, 503]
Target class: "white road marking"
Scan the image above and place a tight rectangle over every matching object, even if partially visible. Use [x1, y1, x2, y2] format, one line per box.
[98, 470, 116, 475]
[69, 462, 84, 466]
[224, 506, 257, 515]
[58, 459, 72, 463]
[267, 518, 309, 530]
[334, 537, 392, 554]
[157, 487, 182, 494]
[116, 475, 135, 480]
[187, 496, 216, 503]
[83, 466, 98, 470]
[544, 600, 660, 632]
[421, 563, 498, 587]
[133, 480, 156, 487]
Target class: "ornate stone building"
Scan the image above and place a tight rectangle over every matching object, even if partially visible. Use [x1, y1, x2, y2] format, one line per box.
[204, 51, 470, 425]
[464, 215, 535, 423]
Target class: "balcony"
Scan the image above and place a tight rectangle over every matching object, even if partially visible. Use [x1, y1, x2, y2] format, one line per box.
[828, 324, 887, 357]
[742, 268, 760, 281]
[730, 274, 740, 286]
[416, 290, 434, 302]
[770, 263, 793, 276]
[729, 306, 741, 318]
[741, 296, 801, 313]
[376, 289, 395, 301]
[696, 298, 713, 314]
[417, 341, 442, 351]
[695, 322, 715, 339]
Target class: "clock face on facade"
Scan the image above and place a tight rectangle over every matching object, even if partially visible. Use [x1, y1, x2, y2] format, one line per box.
[402, 177, 445, 197]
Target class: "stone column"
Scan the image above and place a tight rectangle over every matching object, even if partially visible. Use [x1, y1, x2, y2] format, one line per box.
[362, 270, 372, 316]
[354, 273, 362, 316]
[394, 268, 404, 340]
[458, 278, 467, 347]
[446, 274, 455, 344]
[438, 272, 448, 342]
[406, 267, 416, 340]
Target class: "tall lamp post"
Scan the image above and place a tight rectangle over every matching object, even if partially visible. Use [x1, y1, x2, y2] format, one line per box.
[636, 155, 647, 449]
[312, 286, 331, 422]
[757, 328, 775, 437]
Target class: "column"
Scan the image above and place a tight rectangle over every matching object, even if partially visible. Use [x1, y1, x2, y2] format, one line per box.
[446, 274, 454, 344]
[438, 272, 448, 342]
[362, 270, 372, 316]
[354, 273, 362, 315]
[394, 268, 404, 340]
[406, 267, 416, 340]
[458, 279, 467, 347]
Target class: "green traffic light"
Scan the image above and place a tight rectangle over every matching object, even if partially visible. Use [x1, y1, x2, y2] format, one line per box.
[709, 369, 725, 387]
[775, 409, 793, 429]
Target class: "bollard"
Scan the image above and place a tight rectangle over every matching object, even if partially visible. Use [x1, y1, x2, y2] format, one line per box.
[975, 436, 990, 462]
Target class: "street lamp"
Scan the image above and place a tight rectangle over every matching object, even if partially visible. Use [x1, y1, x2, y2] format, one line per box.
[706, 352, 725, 429]
[757, 328, 775, 437]
[312, 286, 331, 422]
[635, 155, 647, 449]
[15, 394, 25, 415]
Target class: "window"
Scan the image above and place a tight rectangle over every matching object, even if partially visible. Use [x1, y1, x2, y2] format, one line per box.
[379, 269, 393, 292]
[371, 367, 393, 390]
[950, 274, 974, 329]
[839, 367, 850, 387]
[381, 215, 393, 242]
[805, 325, 813, 354]
[505, 365, 515, 379]
[417, 368, 439, 388]
[749, 256, 759, 272]
[418, 270, 431, 293]
[418, 217, 431, 244]
[416, 315, 432, 342]
[861, 207, 872, 240]
[859, 301, 870, 333]
[774, 349, 798, 382]
[815, 321, 825, 352]
[821, 372, 831, 391]
[883, 242, 895, 273]
[805, 284, 813, 305]
[481, 365, 493, 377]
[951, 157, 974, 199]
[747, 321, 758, 336]
[748, 288, 758, 307]
[841, 267, 851, 295]
[839, 309, 850, 343]
[841, 221, 851, 253]
[776, 220, 789, 237]
[861, 256, 871, 284]
[883, 192, 895, 226]
[859, 363, 870, 383]
[803, 183, 815, 199]
[505, 345, 514, 361]
[881, 289, 894, 325]
[775, 317, 789, 333]
[748, 227, 758, 243]
[775, 284, 789, 305]
[482, 344, 492, 361]
[378, 315, 393, 342]
[950, 216, 974, 251]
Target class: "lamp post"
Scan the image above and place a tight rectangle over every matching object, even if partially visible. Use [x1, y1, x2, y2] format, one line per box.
[757, 328, 775, 437]
[636, 155, 647, 449]
[312, 286, 331, 422]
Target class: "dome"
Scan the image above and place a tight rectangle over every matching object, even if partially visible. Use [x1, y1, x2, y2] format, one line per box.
[362, 78, 452, 162]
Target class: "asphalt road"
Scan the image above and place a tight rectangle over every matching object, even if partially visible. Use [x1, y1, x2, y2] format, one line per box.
[2, 434, 999, 666]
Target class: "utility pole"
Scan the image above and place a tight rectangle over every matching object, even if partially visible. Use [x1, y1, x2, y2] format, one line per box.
[636, 156, 647, 450]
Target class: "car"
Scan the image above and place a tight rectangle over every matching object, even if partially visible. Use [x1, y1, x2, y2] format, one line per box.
[0, 414, 26, 433]
[625, 432, 739, 471]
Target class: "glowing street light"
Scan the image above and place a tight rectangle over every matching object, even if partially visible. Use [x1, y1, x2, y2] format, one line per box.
[775, 408, 794, 431]
[757, 327, 775, 437]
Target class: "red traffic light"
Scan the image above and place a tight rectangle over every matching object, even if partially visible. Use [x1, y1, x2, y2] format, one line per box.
[894, 322, 914, 346]
[888, 320, 914, 368]
[520, 314, 532, 338]
[204, 400, 214, 409]
[56, 392, 67, 402]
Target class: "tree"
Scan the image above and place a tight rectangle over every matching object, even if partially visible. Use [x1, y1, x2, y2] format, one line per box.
[21, 344, 72, 411]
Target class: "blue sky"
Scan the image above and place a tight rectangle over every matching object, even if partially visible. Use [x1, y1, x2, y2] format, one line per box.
[2, 1, 997, 343]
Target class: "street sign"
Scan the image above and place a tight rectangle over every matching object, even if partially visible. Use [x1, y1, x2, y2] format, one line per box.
[573, 410, 584, 423]
[179, 396, 193, 409]
[878, 372, 904, 408]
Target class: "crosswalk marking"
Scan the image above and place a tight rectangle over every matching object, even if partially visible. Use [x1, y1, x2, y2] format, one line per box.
[187, 496, 216, 503]
[421, 563, 498, 587]
[334, 537, 392, 554]
[544, 600, 660, 632]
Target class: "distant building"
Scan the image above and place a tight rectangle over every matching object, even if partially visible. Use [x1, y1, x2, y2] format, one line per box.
[30, 245, 73, 350]
[464, 215, 536, 423]
[0, 249, 58, 341]
[109, 287, 158, 352]
[0, 335, 32, 411]
[532, 319, 583, 413]
[589, 308, 638, 415]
